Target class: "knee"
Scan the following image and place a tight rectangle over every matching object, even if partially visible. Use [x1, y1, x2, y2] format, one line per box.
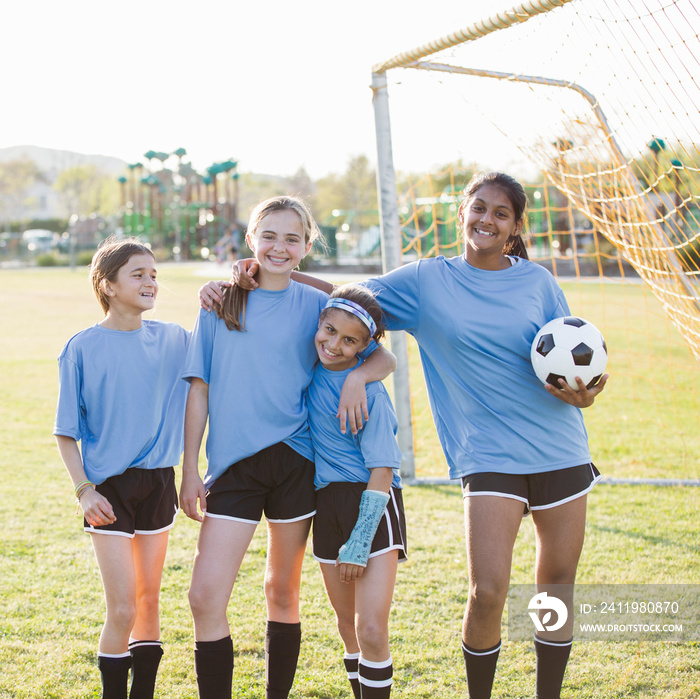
[468, 579, 509, 616]
[537, 558, 579, 586]
[136, 588, 160, 618]
[356, 617, 388, 657]
[107, 599, 138, 632]
[189, 583, 215, 622]
[264, 578, 298, 615]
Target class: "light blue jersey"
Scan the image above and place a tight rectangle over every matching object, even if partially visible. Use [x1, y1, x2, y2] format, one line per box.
[362, 255, 592, 479]
[183, 282, 329, 487]
[53, 320, 190, 485]
[308, 360, 402, 490]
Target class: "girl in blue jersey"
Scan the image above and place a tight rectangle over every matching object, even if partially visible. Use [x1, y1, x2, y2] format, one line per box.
[309, 285, 406, 699]
[210, 172, 609, 699]
[180, 196, 395, 699]
[54, 237, 190, 699]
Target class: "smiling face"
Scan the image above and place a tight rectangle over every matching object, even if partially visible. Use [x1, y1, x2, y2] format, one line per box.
[103, 252, 158, 316]
[247, 209, 312, 288]
[315, 308, 371, 371]
[461, 183, 523, 269]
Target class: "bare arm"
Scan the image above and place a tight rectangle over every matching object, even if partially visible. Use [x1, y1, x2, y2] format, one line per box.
[198, 262, 339, 311]
[366, 466, 394, 494]
[55, 435, 116, 526]
[229, 260, 335, 294]
[290, 270, 334, 294]
[180, 378, 210, 522]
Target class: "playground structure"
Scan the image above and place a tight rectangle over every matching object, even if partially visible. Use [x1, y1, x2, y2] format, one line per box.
[117, 148, 240, 259]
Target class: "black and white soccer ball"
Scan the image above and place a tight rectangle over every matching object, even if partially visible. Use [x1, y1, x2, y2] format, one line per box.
[530, 316, 607, 391]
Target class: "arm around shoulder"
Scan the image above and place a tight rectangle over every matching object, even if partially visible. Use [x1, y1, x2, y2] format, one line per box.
[338, 345, 396, 435]
[290, 270, 335, 294]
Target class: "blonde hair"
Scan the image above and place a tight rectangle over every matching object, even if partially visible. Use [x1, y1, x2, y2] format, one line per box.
[217, 196, 322, 331]
[89, 237, 155, 314]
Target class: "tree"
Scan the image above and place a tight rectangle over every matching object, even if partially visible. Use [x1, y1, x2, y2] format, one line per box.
[287, 167, 315, 201]
[396, 159, 476, 200]
[0, 157, 42, 227]
[53, 164, 120, 218]
[315, 155, 378, 230]
[237, 173, 289, 225]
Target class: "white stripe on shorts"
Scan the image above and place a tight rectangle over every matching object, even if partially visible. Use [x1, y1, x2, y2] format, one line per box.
[530, 465, 601, 511]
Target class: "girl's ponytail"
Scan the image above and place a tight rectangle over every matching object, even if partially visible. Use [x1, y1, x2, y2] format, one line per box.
[217, 286, 249, 332]
[503, 234, 529, 260]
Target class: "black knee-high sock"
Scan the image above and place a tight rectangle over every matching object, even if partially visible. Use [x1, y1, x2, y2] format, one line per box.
[462, 641, 501, 699]
[265, 620, 302, 699]
[98, 653, 132, 699]
[358, 656, 393, 698]
[194, 636, 234, 699]
[343, 652, 361, 699]
[128, 640, 163, 699]
[534, 636, 572, 699]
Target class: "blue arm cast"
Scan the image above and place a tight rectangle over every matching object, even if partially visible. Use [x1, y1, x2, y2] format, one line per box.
[338, 489, 390, 567]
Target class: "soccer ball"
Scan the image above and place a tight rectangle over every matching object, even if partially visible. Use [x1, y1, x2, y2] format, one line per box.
[530, 316, 607, 391]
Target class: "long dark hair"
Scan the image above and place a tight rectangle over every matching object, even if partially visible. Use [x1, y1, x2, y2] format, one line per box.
[462, 171, 529, 260]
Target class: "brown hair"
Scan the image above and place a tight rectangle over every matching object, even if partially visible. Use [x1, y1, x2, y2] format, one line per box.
[89, 236, 155, 314]
[320, 284, 386, 344]
[461, 171, 529, 260]
[217, 196, 322, 331]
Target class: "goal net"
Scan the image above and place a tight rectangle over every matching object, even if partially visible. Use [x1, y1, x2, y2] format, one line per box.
[372, 0, 699, 480]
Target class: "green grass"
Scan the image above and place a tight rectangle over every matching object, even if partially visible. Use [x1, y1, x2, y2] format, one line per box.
[0, 264, 698, 698]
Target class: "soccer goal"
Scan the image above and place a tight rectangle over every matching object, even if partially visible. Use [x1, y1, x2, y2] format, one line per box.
[371, 0, 700, 482]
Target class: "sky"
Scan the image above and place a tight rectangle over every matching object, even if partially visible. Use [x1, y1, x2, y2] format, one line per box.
[1, 0, 519, 179]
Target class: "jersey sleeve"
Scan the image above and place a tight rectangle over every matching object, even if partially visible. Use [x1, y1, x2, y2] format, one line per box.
[545, 278, 572, 321]
[553, 288, 571, 317]
[358, 390, 401, 471]
[182, 308, 216, 384]
[53, 353, 84, 441]
[361, 261, 421, 333]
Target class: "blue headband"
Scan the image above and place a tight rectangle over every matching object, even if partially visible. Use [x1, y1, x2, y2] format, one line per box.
[324, 298, 377, 337]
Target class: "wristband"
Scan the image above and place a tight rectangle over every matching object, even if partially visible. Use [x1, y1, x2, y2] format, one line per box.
[75, 480, 95, 500]
[338, 489, 390, 568]
[74, 480, 95, 515]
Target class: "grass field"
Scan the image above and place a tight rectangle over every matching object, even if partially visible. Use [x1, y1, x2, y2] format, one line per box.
[0, 264, 698, 698]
